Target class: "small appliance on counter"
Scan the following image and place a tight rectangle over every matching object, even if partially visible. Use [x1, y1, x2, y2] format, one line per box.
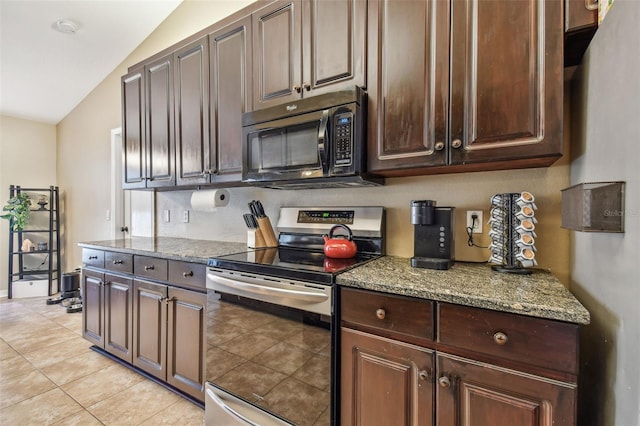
[410, 200, 455, 270]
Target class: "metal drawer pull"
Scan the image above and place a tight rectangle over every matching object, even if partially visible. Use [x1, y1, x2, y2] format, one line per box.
[113, 260, 124, 265]
[434, 141, 445, 151]
[88, 255, 98, 260]
[438, 376, 451, 388]
[493, 331, 509, 345]
[144, 265, 155, 271]
[183, 271, 194, 278]
[419, 370, 429, 381]
[451, 139, 462, 149]
[376, 308, 386, 320]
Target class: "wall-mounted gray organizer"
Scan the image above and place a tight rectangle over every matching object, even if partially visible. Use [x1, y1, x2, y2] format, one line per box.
[488, 192, 538, 275]
[561, 181, 625, 232]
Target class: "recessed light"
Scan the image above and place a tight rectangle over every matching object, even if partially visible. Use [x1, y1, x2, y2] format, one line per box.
[54, 19, 79, 34]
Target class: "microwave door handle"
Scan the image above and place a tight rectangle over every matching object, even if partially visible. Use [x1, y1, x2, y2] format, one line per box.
[318, 110, 330, 174]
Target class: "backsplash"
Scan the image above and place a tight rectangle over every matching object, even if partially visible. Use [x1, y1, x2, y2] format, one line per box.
[154, 166, 571, 284]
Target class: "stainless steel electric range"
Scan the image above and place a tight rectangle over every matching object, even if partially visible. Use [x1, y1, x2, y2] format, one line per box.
[205, 206, 384, 426]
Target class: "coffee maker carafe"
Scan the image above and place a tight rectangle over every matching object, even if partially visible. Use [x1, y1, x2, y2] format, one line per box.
[410, 200, 455, 270]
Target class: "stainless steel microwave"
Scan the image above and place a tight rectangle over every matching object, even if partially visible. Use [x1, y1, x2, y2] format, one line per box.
[241, 86, 383, 189]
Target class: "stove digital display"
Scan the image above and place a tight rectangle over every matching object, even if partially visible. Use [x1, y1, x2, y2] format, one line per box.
[297, 210, 355, 224]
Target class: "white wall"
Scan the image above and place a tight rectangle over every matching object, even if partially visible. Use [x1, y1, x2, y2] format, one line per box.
[0, 115, 57, 296]
[569, 2, 640, 425]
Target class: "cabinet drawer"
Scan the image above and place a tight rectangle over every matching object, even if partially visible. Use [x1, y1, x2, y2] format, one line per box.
[341, 288, 434, 345]
[438, 303, 579, 375]
[168, 261, 205, 290]
[134, 256, 168, 281]
[105, 252, 133, 274]
[82, 249, 104, 268]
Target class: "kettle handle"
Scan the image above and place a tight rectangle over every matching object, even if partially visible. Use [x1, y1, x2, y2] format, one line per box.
[328, 224, 353, 241]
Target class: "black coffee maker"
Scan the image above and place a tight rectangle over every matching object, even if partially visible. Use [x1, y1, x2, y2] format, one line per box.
[410, 200, 455, 270]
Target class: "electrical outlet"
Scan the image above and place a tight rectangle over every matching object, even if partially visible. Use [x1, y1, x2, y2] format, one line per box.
[466, 210, 483, 234]
[183, 210, 190, 223]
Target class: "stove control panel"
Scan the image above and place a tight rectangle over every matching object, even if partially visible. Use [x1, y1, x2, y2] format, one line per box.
[298, 210, 354, 225]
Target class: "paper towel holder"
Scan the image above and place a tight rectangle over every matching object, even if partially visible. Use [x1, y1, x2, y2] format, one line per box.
[561, 181, 625, 232]
[190, 188, 230, 212]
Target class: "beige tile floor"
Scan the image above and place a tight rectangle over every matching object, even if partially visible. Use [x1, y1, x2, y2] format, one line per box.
[0, 296, 204, 425]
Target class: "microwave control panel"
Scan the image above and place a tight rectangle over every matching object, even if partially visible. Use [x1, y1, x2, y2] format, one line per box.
[334, 112, 353, 167]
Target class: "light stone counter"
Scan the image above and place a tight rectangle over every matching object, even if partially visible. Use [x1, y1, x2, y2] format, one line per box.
[78, 237, 248, 264]
[337, 256, 590, 324]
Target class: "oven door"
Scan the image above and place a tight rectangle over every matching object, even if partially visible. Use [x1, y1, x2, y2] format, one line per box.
[206, 269, 333, 425]
[242, 109, 330, 183]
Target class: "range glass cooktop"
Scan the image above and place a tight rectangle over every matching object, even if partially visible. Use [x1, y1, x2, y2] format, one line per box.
[207, 247, 379, 285]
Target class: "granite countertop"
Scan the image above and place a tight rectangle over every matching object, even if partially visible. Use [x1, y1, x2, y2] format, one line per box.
[78, 237, 248, 264]
[337, 256, 590, 325]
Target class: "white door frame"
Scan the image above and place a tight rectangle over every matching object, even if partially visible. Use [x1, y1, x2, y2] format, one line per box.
[110, 128, 130, 240]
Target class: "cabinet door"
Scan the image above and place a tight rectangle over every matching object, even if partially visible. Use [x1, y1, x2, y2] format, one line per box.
[104, 274, 133, 363]
[82, 270, 104, 347]
[133, 280, 168, 379]
[209, 15, 252, 183]
[449, 0, 563, 165]
[122, 67, 146, 189]
[367, 0, 449, 172]
[437, 353, 576, 426]
[167, 287, 206, 401]
[301, 0, 366, 96]
[252, 0, 302, 110]
[341, 328, 434, 426]
[174, 37, 210, 186]
[145, 55, 176, 187]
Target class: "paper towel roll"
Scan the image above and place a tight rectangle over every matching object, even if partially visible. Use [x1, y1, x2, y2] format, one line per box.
[190, 189, 230, 212]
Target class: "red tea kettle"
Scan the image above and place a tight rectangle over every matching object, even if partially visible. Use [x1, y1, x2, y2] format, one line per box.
[323, 224, 358, 259]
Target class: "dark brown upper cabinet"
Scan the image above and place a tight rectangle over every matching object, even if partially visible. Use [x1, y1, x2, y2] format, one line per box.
[252, 0, 366, 110]
[174, 37, 210, 186]
[209, 15, 253, 184]
[368, 0, 564, 176]
[122, 67, 146, 189]
[122, 55, 176, 189]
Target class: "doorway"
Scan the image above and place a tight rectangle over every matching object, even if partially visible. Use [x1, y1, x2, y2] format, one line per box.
[110, 128, 155, 239]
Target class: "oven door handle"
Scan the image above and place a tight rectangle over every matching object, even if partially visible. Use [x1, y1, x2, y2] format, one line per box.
[208, 273, 329, 304]
[206, 388, 260, 426]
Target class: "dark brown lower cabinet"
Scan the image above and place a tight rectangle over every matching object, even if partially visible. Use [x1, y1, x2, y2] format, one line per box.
[82, 269, 104, 347]
[133, 281, 206, 401]
[104, 274, 133, 363]
[133, 280, 167, 379]
[167, 287, 206, 400]
[82, 249, 206, 402]
[82, 270, 133, 363]
[340, 287, 579, 426]
[341, 328, 434, 426]
[437, 353, 576, 426]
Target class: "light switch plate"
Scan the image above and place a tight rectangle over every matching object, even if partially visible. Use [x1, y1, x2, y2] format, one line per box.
[183, 210, 189, 223]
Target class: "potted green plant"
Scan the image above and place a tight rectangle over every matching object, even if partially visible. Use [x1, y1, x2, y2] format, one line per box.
[1, 193, 32, 231]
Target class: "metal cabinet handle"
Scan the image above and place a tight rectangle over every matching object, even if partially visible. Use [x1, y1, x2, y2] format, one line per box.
[163, 297, 177, 304]
[303, 83, 311, 91]
[113, 260, 124, 265]
[438, 376, 451, 388]
[585, 0, 598, 11]
[144, 265, 155, 271]
[451, 139, 462, 149]
[88, 255, 98, 260]
[183, 271, 194, 278]
[293, 85, 301, 93]
[419, 370, 429, 381]
[376, 308, 386, 320]
[493, 331, 509, 345]
[434, 141, 445, 151]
